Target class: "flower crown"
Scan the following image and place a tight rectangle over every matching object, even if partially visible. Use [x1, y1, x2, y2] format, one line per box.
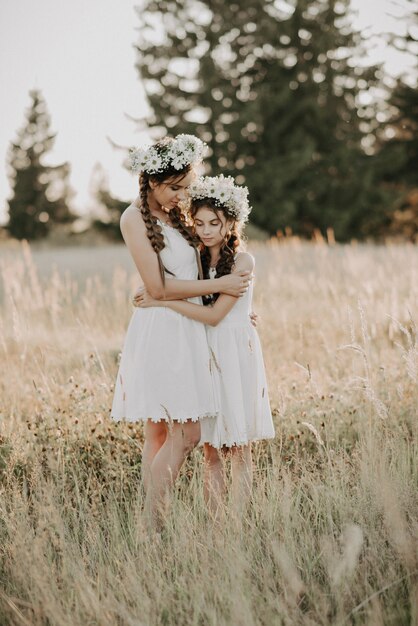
[129, 134, 207, 174]
[188, 174, 251, 223]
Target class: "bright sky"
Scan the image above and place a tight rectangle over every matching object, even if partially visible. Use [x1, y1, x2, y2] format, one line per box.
[0, 0, 416, 224]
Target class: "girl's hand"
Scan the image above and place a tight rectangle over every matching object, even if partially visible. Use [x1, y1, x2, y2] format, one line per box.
[133, 287, 162, 308]
[220, 271, 252, 297]
[250, 311, 259, 327]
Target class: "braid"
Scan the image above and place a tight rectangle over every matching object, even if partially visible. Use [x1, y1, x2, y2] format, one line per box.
[211, 226, 240, 302]
[200, 246, 211, 279]
[138, 174, 172, 283]
[170, 206, 203, 279]
[200, 246, 213, 305]
[169, 206, 198, 247]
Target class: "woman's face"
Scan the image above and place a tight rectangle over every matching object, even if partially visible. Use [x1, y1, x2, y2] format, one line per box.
[193, 206, 232, 247]
[150, 170, 195, 210]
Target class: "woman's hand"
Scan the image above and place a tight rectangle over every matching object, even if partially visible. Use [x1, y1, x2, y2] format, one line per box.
[219, 271, 252, 297]
[132, 285, 144, 305]
[133, 286, 163, 308]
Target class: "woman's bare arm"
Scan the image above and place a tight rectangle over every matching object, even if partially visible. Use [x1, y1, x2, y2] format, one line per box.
[121, 205, 250, 300]
[138, 254, 255, 326]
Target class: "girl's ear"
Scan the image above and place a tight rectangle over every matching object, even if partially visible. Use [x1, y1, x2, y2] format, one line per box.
[149, 179, 157, 190]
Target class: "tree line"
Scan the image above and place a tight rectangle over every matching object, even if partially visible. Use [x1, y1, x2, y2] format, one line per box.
[4, 0, 418, 242]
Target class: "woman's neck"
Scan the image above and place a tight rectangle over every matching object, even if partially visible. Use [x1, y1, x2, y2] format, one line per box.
[147, 192, 169, 220]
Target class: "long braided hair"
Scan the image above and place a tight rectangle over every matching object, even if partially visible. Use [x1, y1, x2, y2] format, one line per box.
[189, 198, 242, 304]
[136, 139, 201, 283]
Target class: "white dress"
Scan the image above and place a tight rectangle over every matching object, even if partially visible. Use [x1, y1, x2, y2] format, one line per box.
[111, 219, 218, 423]
[200, 255, 275, 448]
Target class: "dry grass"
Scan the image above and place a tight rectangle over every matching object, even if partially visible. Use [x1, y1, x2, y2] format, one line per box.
[0, 239, 417, 626]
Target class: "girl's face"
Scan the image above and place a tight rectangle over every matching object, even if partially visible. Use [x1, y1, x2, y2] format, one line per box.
[193, 206, 232, 247]
[150, 170, 195, 210]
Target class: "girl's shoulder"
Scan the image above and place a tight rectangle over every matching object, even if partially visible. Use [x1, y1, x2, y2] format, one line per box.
[234, 251, 255, 272]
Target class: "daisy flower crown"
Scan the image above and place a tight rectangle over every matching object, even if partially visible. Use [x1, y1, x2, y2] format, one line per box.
[188, 174, 252, 223]
[129, 134, 207, 174]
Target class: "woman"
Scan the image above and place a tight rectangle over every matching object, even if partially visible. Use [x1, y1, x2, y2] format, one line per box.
[111, 135, 252, 526]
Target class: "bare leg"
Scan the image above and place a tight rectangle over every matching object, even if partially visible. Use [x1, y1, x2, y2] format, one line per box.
[142, 421, 168, 493]
[203, 444, 226, 519]
[144, 420, 201, 529]
[231, 445, 252, 517]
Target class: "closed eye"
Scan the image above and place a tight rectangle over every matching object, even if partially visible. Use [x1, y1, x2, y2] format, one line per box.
[195, 220, 220, 226]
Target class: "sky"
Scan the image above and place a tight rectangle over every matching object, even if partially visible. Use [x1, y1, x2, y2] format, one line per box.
[0, 0, 416, 224]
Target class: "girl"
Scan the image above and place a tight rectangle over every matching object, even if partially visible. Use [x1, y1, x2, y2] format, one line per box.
[111, 138, 252, 525]
[136, 174, 275, 515]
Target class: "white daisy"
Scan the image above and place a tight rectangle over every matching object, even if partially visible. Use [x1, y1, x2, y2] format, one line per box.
[188, 174, 251, 223]
[129, 134, 207, 174]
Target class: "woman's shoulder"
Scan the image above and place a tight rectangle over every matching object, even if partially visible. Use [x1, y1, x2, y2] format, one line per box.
[234, 251, 255, 271]
[120, 200, 146, 233]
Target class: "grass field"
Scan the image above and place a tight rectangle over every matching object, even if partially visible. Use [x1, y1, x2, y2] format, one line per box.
[0, 239, 417, 625]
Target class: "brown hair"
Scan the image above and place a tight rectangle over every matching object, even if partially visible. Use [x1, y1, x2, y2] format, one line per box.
[189, 198, 242, 304]
[137, 138, 201, 283]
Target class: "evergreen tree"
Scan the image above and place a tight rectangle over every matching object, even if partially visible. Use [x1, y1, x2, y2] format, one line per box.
[6, 90, 74, 240]
[376, 2, 418, 239]
[383, 0, 418, 187]
[389, 82, 418, 186]
[135, 0, 388, 239]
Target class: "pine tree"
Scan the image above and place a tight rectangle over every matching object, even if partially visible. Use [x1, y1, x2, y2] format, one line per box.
[135, 0, 388, 239]
[7, 90, 74, 240]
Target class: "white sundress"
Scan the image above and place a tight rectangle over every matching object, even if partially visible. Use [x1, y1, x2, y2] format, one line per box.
[111, 218, 218, 423]
[200, 255, 275, 448]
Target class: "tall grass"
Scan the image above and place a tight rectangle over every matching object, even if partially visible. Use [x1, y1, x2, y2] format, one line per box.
[0, 239, 417, 625]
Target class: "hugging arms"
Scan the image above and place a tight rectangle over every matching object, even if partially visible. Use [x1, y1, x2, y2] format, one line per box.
[120, 206, 252, 302]
[133, 252, 256, 328]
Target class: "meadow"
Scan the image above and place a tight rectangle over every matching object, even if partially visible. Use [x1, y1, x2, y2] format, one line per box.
[0, 239, 417, 626]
